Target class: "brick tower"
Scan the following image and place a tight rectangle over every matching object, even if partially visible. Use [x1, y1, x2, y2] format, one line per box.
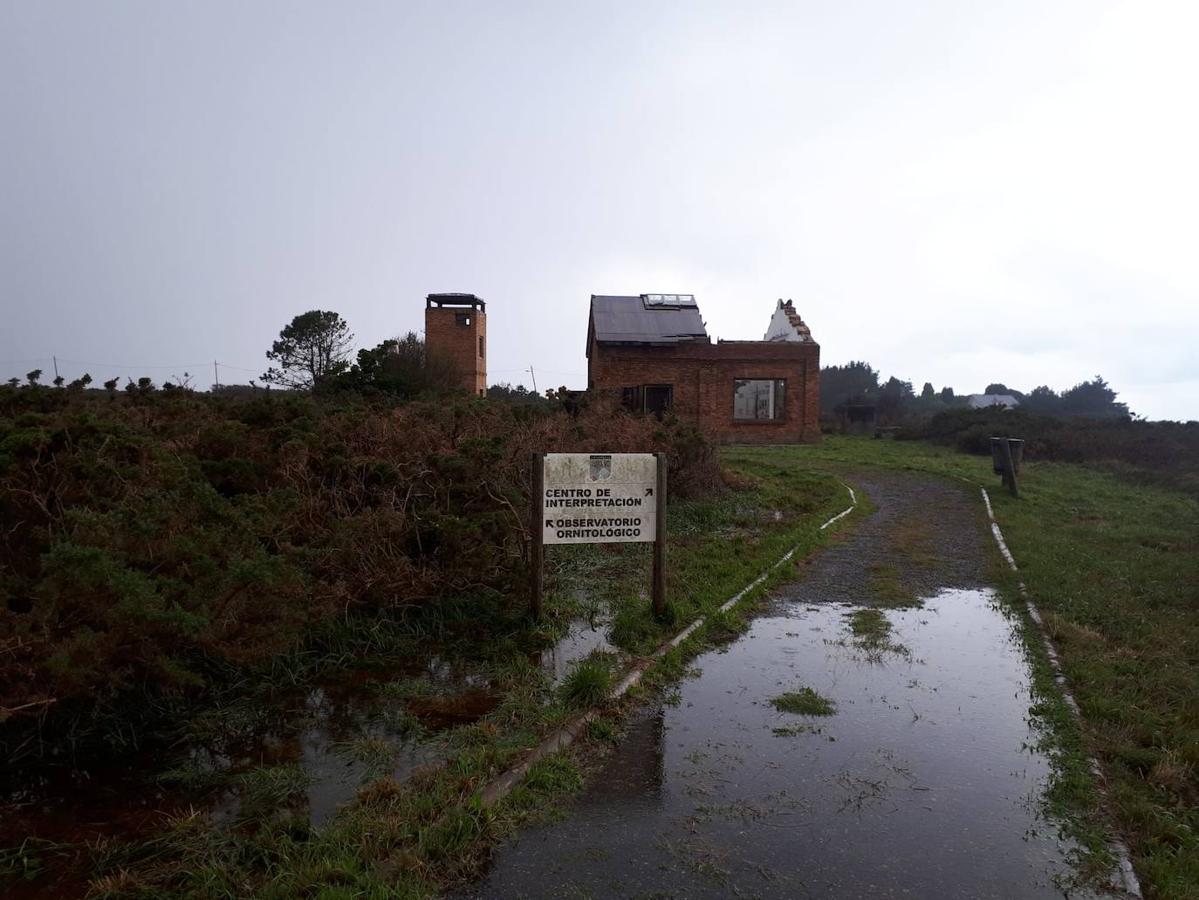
[425, 293, 487, 396]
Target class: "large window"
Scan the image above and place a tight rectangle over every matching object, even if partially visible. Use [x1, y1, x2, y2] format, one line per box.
[733, 379, 786, 421]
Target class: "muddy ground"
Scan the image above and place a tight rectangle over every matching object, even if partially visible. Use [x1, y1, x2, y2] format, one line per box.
[462, 470, 1109, 899]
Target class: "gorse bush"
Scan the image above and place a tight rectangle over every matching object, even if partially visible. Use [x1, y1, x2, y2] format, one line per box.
[0, 385, 721, 757]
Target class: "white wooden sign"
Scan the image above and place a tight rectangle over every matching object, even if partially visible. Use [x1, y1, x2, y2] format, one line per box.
[541, 453, 658, 544]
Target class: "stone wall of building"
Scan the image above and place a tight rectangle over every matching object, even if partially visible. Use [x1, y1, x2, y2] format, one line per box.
[587, 339, 821, 443]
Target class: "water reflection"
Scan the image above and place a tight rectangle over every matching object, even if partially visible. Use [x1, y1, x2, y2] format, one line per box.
[1, 652, 498, 897]
[538, 616, 617, 685]
[467, 589, 1097, 899]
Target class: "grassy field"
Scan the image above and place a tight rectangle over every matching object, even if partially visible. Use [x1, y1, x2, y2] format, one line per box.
[12, 430, 1193, 898]
[1, 448, 856, 898]
[768, 436, 1199, 900]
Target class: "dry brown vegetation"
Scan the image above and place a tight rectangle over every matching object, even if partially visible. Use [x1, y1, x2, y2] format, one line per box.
[0, 384, 720, 759]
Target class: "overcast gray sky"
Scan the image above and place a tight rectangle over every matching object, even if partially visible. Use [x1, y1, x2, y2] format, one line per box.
[3, 1, 1197, 419]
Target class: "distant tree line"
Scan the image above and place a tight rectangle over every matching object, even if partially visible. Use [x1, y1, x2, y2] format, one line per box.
[820, 361, 1132, 423]
[258, 310, 555, 402]
[9, 310, 1135, 424]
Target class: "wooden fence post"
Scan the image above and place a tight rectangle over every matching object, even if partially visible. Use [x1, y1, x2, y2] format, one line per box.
[530, 452, 544, 619]
[652, 452, 667, 618]
[1000, 438, 1019, 499]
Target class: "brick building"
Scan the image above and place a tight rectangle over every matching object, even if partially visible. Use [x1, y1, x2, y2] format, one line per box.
[425, 293, 487, 396]
[586, 294, 820, 443]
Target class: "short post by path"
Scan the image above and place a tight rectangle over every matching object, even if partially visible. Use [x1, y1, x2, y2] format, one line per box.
[991, 436, 1022, 499]
[1000, 437, 1019, 498]
[529, 452, 665, 619]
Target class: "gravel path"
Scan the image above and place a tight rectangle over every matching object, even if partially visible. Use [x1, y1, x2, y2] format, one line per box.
[778, 468, 991, 606]
[463, 469, 1100, 899]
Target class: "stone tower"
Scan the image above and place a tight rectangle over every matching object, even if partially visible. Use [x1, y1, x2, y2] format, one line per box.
[425, 293, 487, 396]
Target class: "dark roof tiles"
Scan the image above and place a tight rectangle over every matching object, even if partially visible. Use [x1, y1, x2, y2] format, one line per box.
[589, 295, 708, 346]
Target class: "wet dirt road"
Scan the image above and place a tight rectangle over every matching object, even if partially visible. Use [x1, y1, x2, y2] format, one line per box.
[463, 471, 1104, 899]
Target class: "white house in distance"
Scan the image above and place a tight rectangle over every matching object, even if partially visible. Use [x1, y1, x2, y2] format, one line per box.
[966, 393, 1020, 410]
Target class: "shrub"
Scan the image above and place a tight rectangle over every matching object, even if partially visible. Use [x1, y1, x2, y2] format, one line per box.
[903, 408, 1199, 493]
[0, 384, 722, 758]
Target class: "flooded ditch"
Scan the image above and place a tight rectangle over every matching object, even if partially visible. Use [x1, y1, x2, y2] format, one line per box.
[0, 652, 502, 897]
[537, 615, 618, 686]
[1, 597, 630, 899]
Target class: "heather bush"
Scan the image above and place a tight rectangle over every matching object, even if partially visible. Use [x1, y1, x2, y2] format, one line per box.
[0, 384, 721, 755]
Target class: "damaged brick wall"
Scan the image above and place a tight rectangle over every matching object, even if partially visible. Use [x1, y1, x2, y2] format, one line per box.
[588, 340, 821, 444]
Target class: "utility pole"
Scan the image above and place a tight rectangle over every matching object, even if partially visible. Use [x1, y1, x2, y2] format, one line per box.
[528, 366, 538, 394]
[52, 356, 59, 381]
[213, 360, 220, 390]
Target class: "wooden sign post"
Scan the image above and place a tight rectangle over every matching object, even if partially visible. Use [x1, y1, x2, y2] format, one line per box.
[530, 451, 545, 620]
[652, 452, 667, 618]
[529, 452, 666, 619]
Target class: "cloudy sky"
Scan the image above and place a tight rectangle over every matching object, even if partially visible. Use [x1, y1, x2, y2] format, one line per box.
[3, 1, 1197, 419]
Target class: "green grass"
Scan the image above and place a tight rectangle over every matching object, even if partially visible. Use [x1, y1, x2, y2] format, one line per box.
[233, 763, 315, 822]
[340, 735, 401, 777]
[772, 723, 829, 737]
[3, 446, 859, 899]
[702, 606, 749, 643]
[560, 454, 853, 659]
[559, 654, 614, 707]
[86, 434, 1187, 898]
[845, 607, 910, 660]
[770, 687, 836, 716]
[747, 435, 1199, 900]
[865, 562, 916, 608]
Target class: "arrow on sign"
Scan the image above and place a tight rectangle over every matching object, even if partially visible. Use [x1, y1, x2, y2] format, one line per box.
[545, 519, 553, 528]
[645, 488, 654, 497]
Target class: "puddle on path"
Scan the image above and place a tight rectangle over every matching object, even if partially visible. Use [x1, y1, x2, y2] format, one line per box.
[466, 589, 1098, 899]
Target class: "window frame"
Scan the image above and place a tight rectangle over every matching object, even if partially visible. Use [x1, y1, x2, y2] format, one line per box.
[732, 378, 787, 423]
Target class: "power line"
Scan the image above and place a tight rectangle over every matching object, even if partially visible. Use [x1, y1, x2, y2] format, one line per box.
[214, 363, 262, 374]
[53, 357, 218, 370]
[2, 357, 261, 375]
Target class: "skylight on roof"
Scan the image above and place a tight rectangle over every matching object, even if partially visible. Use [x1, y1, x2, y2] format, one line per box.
[642, 293, 697, 308]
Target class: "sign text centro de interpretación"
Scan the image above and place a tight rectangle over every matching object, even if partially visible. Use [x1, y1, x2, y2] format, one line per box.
[541, 453, 657, 544]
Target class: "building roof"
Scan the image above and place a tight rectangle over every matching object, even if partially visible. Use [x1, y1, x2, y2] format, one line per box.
[589, 294, 709, 349]
[966, 393, 1020, 409]
[427, 293, 485, 310]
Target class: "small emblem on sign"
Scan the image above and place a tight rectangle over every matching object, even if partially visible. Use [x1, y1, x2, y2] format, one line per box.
[589, 454, 612, 481]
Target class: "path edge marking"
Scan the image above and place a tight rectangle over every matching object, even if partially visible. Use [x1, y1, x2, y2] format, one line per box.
[478, 481, 858, 808]
[981, 487, 1143, 899]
